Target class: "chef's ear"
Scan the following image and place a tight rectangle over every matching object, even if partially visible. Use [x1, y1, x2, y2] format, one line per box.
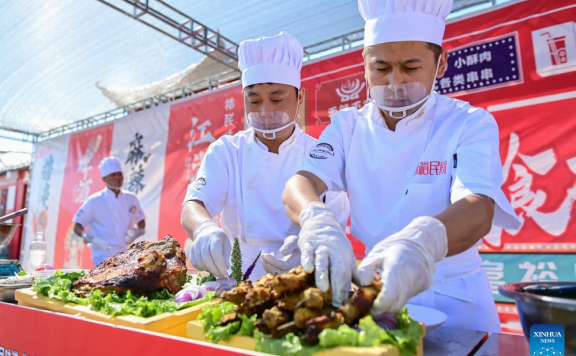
[437, 49, 449, 78]
[298, 89, 304, 105]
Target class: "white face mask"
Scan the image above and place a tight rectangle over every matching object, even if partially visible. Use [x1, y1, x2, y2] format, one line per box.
[246, 100, 300, 140]
[368, 55, 442, 119]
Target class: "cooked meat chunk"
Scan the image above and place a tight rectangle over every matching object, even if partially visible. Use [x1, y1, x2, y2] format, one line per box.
[294, 307, 322, 329]
[263, 306, 291, 330]
[296, 287, 324, 310]
[72, 236, 187, 297]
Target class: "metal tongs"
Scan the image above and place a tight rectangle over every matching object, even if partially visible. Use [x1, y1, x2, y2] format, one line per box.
[0, 208, 28, 223]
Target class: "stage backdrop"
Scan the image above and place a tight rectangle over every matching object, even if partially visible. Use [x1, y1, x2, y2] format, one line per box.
[21, 0, 574, 334]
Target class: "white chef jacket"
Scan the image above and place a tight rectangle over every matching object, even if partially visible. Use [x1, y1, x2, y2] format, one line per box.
[184, 125, 350, 280]
[73, 188, 146, 265]
[299, 93, 521, 333]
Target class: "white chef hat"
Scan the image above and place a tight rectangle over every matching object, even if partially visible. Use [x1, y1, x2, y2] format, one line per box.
[359, 0, 453, 47]
[98, 156, 122, 178]
[238, 31, 303, 89]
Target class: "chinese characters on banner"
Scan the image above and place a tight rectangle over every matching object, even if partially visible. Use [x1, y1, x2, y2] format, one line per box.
[22, 135, 69, 268]
[435, 34, 522, 96]
[159, 86, 244, 248]
[481, 98, 576, 252]
[53, 124, 113, 269]
[110, 104, 170, 244]
[481, 253, 575, 302]
[124, 132, 151, 195]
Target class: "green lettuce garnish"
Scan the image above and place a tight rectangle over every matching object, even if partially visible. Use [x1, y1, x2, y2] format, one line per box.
[198, 302, 256, 343]
[256, 332, 323, 356]
[318, 324, 358, 348]
[32, 270, 216, 318]
[198, 302, 422, 356]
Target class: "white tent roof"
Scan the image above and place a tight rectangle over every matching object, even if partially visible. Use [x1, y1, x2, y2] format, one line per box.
[0, 0, 496, 136]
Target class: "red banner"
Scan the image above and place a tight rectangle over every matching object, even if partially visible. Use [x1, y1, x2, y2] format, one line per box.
[53, 124, 113, 269]
[302, 0, 576, 255]
[158, 86, 245, 250]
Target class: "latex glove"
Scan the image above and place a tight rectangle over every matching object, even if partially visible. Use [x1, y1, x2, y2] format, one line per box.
[298, 202, 356, 307]
[82, 231, 93, 244]
[186, 220, 231, 278]
[261, 235, 300, 274]
[124, 228, 146, 244]
[357, 216, 448, 314]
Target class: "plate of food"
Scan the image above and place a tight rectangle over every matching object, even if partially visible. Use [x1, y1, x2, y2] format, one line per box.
[188, 267, 425, 356]
[405, 304, 447, 331]
[15, 236, 224, 336]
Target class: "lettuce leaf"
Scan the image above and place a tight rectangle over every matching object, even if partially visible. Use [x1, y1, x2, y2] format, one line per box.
[319, 324, 359, 348]
[255, 332, 322, 356]
[198, 302, 257, 343]
[388, 308, 424, 356]
[198, 301, 237, 332]
[207, 321, 241, 343]
[32, 271, 216, 318]
[238, 314, 257, 336]
[315, 309, 421, 356]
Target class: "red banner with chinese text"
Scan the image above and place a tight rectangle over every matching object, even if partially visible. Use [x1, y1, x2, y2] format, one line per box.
[158, 86, 245, 251]
[53, 124, 113, 269]
[302, 0, 576, 255]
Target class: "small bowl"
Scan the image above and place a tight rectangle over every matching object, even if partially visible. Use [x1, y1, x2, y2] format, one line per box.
[0, 223, 21, 248]
[499, 281, 576, 353]
[0, 283, 32, 303]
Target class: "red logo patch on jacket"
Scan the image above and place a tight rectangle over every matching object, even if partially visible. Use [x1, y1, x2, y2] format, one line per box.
[415, 161, 448, 175]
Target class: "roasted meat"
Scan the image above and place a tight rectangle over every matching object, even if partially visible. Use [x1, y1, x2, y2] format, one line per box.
[338, 278, 382, 325]
[222, 281, 253, 305]
[302, 311, 345, 343]
[296, 287, 324, 310]
[72, 236, 187, 297]
[270, 267, 313, 295]
[263, 306, 291, 330]
[294, 307, 322, 328]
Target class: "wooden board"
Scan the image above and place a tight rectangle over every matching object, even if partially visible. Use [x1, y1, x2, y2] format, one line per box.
[186, 320, 424, 356]
[15, 288, 212, 337]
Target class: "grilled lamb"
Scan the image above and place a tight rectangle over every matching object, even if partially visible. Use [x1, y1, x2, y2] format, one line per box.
[72, 236, 187, 297]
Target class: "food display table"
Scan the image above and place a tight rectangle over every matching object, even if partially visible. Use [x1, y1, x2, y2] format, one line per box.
[474, 332, 530, 356]
[0, 302, 520, 356]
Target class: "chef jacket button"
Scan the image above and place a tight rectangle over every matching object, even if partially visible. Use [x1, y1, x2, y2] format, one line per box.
[246, 183, 253, 191]
[406, 171, 415, 179]
[246, 224, 254, 232]
[386, 222, 395, 231]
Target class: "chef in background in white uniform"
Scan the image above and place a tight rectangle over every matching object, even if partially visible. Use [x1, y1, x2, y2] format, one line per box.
[181, 32, 349, 281]
[281, 0, 520, 333]
[73, 156, 146, 266]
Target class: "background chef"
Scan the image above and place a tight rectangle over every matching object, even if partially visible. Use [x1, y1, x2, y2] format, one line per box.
[73, 156, 146, 266]
[281, 0, 520, 333]
[181, 31, 349, 281]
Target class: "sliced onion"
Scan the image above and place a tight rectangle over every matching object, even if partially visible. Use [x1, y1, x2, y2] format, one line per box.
[175, 285, 208, 303]
[373, 313, 398, 331]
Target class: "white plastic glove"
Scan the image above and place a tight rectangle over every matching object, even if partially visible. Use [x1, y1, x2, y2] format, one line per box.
[124, 228, 146, 244]
[81, 231, 94, 244]
[298, 202, 356, 307]
[261, 235, 300, 274]
[356, 216, 448, 314]
[186, 220, 231, 278]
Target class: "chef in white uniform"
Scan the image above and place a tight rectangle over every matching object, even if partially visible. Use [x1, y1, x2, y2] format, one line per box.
[281, 0, 520, 333]
[73, 156, 146, 266]
[181, 32, 349, 281]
